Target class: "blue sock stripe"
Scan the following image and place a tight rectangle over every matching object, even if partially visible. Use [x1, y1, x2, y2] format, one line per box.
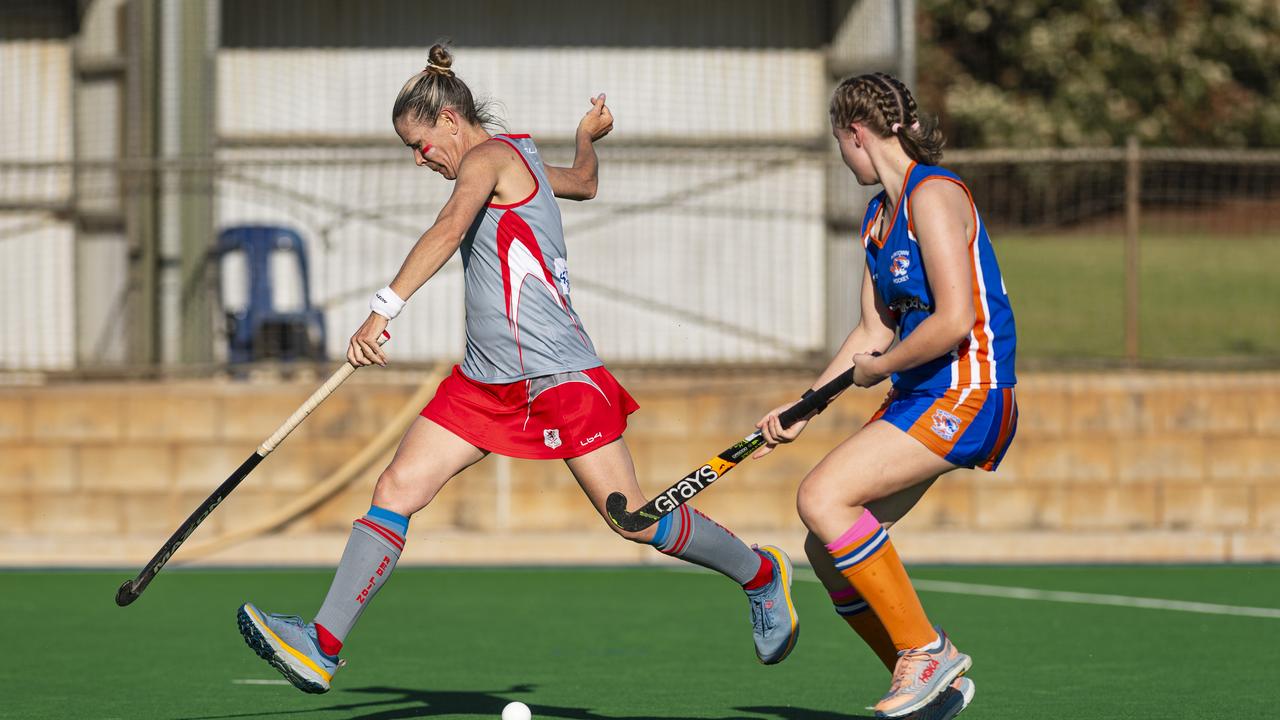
[834, 599, 871, 616]
[833, 528, 889, 570]
[649, 512, 674, 549]
[366, 505, 409, 537]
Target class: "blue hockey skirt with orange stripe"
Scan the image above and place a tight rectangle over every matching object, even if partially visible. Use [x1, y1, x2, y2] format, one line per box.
[868, 386, 1018, 471]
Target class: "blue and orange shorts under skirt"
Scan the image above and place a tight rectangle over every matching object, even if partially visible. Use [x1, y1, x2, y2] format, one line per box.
[867, 385, 1018, 471]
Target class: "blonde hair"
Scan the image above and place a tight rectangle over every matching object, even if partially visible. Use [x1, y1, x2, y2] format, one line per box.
[391, 43, 499, 129]
[829, 72, 945, 165]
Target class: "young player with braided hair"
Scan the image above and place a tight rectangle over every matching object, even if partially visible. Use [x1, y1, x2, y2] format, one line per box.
[235, 44, 800, 694]
[755, 72, 1018, 719]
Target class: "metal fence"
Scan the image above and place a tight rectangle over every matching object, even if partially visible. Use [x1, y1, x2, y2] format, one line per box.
[4, 145, 1279, 374]
[2, 0, 1278, 375]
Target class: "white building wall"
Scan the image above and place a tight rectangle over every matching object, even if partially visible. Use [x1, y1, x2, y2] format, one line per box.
[218, 48, 826, 140]
[0, 40, 75, 370]
[216, 48, 828, 364]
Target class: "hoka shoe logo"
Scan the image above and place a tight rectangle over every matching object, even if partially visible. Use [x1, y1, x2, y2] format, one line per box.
[918, 659, 939, 683]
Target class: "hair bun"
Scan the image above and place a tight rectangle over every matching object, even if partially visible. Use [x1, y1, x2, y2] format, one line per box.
[425, 43, 454, 76]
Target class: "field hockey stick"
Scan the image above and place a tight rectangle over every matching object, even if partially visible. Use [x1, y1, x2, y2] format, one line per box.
[114, 331, 391, 607]
[605, 366, 858, 532]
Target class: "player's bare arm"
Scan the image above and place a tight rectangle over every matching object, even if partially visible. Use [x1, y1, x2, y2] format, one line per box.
[851, 180, 975, 388]
[545, 93, 613, 200]
[348, 148, 500, 367]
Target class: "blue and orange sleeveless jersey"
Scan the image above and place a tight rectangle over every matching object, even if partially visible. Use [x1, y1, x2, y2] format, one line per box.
[861, 162, 1017, 392]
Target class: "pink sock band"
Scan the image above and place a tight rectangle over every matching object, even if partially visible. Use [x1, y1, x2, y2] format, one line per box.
[825, 509, 881, 552]
[828, 586, 861, 602]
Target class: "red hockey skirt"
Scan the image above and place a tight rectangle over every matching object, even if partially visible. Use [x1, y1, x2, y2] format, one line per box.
[421, 364, 639, 460]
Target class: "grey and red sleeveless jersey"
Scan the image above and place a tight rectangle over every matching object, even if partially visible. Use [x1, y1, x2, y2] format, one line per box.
[458, 134, 601, 383]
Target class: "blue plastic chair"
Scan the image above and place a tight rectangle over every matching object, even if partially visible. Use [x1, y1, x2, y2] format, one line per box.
[215, 225, 326, 364]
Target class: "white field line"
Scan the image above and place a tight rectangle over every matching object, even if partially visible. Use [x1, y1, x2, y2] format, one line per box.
[907, 578, 1280, 620]
[667, 565, 1280, 619]
[232, 679, 292, 685]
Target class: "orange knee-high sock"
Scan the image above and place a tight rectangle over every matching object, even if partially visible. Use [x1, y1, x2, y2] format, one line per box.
[829, 587, 898, 671]
[825, 508, 936, 651]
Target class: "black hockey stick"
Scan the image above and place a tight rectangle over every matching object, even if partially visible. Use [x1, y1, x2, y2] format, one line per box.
[114, 331, 390, 607]
[605, 366, 857, 532]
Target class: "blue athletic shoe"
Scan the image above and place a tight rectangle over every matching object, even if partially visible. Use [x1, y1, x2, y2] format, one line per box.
[916, 677, 976, 720]
[747, 545, 799, 664]
[237, 602, 342, 694]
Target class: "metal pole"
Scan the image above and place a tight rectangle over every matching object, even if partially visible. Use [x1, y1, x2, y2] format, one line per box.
[177, 0, 217, 365]
[157, 0, 217, 366]
[899, 0, 917, 91]
[124, 0, 160, 366]
[1124, 135, 1141, 364]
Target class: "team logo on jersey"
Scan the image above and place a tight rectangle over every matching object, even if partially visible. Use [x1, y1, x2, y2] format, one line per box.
[543, 429, 562, 449]
[890, 250, 911, 284]
[553, 257, 570, 296]
[930, 410, 961, 441]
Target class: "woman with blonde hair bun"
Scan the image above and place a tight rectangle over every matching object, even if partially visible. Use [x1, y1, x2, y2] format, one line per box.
[235, 43, 802, 694]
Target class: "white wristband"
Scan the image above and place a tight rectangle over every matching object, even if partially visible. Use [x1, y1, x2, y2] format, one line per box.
[369, 285, 406, 320]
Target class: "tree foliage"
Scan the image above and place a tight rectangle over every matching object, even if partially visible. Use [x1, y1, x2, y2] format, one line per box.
[918, 0, 1280, 148]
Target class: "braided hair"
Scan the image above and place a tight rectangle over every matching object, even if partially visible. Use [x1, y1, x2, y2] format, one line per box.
[829, 72, 944, 165]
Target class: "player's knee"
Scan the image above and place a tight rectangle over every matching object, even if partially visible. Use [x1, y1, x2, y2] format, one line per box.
[795, 476, 834, 531]
[372, 466, 430, 514]
[796, 470, 865, 531]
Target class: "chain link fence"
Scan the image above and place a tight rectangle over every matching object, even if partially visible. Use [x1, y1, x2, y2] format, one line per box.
[2, 1, 1278, 375]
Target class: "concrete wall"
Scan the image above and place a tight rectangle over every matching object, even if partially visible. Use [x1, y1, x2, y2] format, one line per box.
[1, 370, 1277, 567]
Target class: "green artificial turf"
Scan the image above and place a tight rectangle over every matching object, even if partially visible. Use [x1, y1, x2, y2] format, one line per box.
[995, 233, 1280, 361]
[1, 565, 1276, 719]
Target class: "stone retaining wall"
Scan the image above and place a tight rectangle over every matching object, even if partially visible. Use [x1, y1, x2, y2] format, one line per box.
[1, 370, 1277, 566]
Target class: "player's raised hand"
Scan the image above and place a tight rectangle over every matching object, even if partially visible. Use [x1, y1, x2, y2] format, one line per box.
[577, 93, 613, 142]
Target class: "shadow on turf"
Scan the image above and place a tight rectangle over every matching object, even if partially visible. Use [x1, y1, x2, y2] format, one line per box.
[173, 684, 875, 720]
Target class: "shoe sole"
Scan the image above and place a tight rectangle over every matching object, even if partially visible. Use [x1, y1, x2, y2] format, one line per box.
[755, 545, 799, 665]
[236, 603, 331, 694]
[955, 677, 976, 714]
[923, 678, 975, 720]
[877, 655, 973, 718]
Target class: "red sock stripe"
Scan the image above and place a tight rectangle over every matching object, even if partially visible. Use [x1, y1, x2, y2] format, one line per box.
[675, 505, 693, 554]
[660, 505, 693, 556]
[355, 517, 405, 551]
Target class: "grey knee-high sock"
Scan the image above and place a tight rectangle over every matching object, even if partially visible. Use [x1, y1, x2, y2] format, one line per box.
[313, 515, 404, 644]
[649, 505, 765, 586]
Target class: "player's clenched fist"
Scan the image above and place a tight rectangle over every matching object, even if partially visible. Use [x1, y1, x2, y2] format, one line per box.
[577, 93, 613, 142]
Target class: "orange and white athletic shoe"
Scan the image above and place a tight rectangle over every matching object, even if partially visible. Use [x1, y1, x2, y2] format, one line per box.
[872, 628, 972, 718]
